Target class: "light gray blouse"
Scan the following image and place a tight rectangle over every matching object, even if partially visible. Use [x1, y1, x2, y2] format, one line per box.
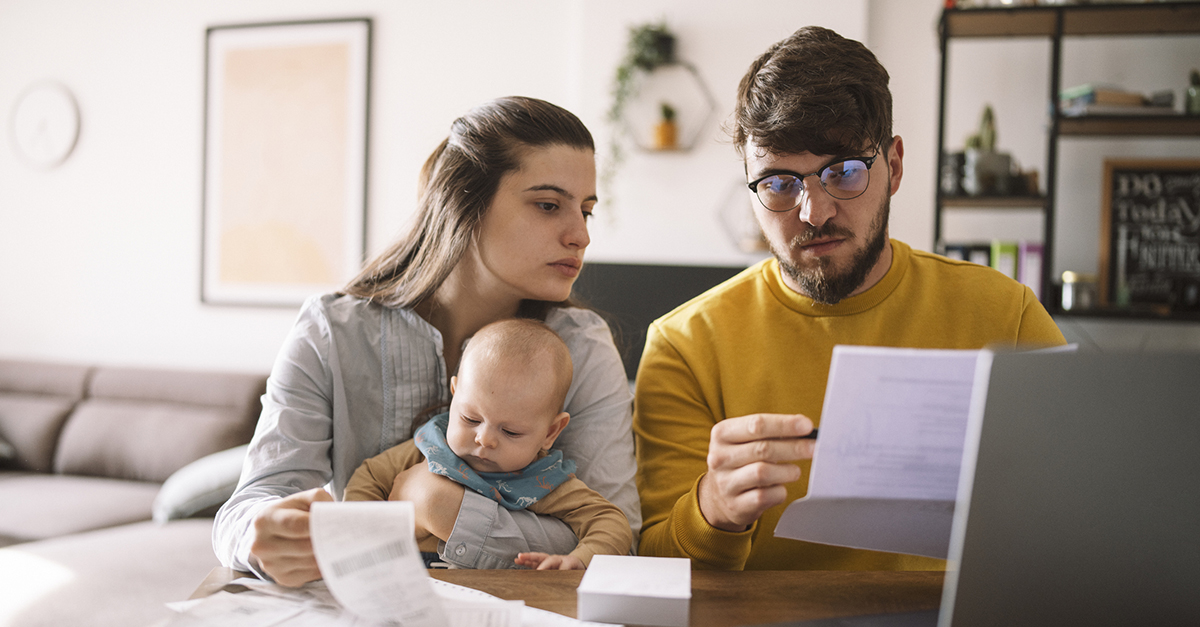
[213, 293, 640, 573]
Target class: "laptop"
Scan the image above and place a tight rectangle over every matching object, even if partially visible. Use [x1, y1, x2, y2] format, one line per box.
[760, 350, 1200, 627]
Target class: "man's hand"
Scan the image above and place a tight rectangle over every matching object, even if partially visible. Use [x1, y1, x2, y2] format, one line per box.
[249, 488, 333, 587]
[698, 413, 816, 532]
[514, 552, 586, 570]
[389, 463, 465, 541]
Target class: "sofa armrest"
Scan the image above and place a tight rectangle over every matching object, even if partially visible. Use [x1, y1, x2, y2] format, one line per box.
[153, 444, 249, 523]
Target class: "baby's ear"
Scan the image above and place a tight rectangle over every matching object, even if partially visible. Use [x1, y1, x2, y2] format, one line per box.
[542, 412, 571, 450]
[450, 375, 458, 394]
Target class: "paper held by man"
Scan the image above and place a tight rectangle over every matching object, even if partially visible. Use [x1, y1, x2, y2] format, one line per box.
[775, 345, 998, 559]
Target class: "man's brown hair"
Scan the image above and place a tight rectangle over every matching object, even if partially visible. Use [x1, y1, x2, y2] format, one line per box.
[732, 26, 892, 159]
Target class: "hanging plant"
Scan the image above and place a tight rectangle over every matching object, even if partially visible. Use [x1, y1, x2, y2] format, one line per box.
[602, 21, 677, 195]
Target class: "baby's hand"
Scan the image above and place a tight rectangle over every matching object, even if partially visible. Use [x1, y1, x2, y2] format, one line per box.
[514, 552, 586, 570]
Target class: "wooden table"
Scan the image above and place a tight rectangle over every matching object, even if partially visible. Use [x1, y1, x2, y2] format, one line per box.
[194, 567, 944, 627]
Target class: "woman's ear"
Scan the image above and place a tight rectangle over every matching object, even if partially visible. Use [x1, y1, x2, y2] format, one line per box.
[541, 412, 571, 450]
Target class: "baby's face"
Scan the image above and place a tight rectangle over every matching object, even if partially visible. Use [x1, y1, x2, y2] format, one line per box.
[446, 366, 563, 473]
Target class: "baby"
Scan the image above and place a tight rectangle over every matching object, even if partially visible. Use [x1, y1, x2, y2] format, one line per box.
[344, 318, 632, 570]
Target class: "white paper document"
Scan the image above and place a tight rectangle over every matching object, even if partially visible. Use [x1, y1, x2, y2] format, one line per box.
[775, 345, 985, 558]
[309, 501, 447, 626]
[164, 501, 604, 627]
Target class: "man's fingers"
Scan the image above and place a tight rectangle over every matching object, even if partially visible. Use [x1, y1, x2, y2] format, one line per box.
[728, 484, 790, 520]
[709, 437, 814, 470]
[714, 460, 802, 496]
[712, 414, 815, 444]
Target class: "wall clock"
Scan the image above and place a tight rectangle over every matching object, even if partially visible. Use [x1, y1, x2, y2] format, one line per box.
[9, 82, 80, 168]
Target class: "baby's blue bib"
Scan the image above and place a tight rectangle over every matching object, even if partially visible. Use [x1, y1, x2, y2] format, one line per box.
[415, 412, 575, 510]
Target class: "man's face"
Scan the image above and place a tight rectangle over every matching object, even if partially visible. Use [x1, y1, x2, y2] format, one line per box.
[745, 137, 903, 304]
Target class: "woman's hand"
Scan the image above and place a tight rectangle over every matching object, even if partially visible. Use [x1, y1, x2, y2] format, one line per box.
[389, 463, 465, 541]
[698, 413, 816, 532]
[249, 488, 332, 587]
[514, 552, 586, 570]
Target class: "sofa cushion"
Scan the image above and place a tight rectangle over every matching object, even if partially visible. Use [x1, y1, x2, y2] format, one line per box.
[0, 472, 160, 544]
[0, 434, 13, 463]
[52, 366, 266, 483]
[55, 399, 256, 483]
[0, 518, 219, 627]
[0, 395, 77, 472]
[87, 366, 266, 409]
[0, 359, 91, 398]
[0, 360, 91, 473]
[153, 444, 249, 523]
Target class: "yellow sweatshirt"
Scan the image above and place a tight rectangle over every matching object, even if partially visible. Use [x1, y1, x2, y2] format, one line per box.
[634, 240, 1065, 570]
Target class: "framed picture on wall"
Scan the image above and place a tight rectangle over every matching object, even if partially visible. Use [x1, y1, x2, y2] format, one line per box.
[201, 18, 371, 306]
[1100, 158, 1200, 313]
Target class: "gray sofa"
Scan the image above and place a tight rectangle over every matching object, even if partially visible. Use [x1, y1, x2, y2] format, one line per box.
[0, 359, 267, 627]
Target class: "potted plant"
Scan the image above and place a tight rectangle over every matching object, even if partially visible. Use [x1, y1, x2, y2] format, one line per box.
[653, 102, 678, 150]
[603, 21, 677, 187]
[962, 104, 1013, 196]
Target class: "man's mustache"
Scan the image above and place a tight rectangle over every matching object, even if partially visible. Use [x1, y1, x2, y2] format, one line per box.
[791, 223, 855, 247]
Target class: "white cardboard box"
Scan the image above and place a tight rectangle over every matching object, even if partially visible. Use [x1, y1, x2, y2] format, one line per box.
[577, 555, 691, 626]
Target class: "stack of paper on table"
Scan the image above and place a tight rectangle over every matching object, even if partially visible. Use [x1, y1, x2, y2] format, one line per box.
[577, 555, 690, 627]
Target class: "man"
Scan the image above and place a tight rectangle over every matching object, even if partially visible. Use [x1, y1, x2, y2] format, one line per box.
[633, 26, 1065, 571]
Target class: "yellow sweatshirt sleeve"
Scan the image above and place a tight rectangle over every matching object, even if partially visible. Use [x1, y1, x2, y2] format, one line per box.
[633, 323, 754, 570]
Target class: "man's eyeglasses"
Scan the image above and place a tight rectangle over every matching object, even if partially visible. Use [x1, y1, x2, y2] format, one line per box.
[747, 154, 879, 212]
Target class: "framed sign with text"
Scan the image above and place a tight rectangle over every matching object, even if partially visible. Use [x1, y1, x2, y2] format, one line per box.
[1100, 159, 1200, 313]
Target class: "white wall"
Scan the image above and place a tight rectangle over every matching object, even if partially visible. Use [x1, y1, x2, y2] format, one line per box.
[0, 0, 866, 372]
[2, 0, 1197, 373]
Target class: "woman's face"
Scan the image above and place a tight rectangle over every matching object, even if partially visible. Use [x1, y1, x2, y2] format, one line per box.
[471, 144, 596, 304]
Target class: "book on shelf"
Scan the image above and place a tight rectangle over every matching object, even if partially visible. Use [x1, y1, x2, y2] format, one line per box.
[990, 240, 1019, 280]
[942, 242, 992, 267]
[1060, 83, 1146, 107]
[1059, 83, 1177, 117]
[1018, 241, 1044, 301]
[942, 240, 1044, 300]
[1060, 102, 1176, 117]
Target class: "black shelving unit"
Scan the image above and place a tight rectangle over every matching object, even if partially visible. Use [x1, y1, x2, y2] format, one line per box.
[934, 1, 1200, 320]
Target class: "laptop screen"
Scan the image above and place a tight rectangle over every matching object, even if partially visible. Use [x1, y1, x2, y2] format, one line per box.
[942, 351, 1200, 626]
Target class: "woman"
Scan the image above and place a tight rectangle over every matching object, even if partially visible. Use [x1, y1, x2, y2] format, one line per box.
[213, 97, 639, 585]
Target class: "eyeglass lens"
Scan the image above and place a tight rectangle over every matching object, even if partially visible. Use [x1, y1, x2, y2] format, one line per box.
[755, 159, 871, 210]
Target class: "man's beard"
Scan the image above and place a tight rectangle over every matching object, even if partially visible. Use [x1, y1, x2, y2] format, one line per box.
[771, 195, 890, 305]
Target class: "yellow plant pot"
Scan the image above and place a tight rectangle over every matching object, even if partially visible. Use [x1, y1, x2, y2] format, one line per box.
[653, 120, 677, 150]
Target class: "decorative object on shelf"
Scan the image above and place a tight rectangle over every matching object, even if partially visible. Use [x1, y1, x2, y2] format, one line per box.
[940, 151, 965, 196]
[961, 104, 1015, 196]
[609, 22, 676, 128]
[1060, 271, 1097, 313]
[604, 21, 717, 189]
[1188, 69, 1200, 116]
[1099, 158, 1200, 314]
[201, 18, 371, 307]
[9, 81, 80, 169]
[716, 179, 769, 254]
[1059, 82, 1178, 117]
[653, 102, 678, 150]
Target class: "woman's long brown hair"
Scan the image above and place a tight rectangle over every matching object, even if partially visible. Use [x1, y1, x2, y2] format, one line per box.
[342, 96, 595, 319]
